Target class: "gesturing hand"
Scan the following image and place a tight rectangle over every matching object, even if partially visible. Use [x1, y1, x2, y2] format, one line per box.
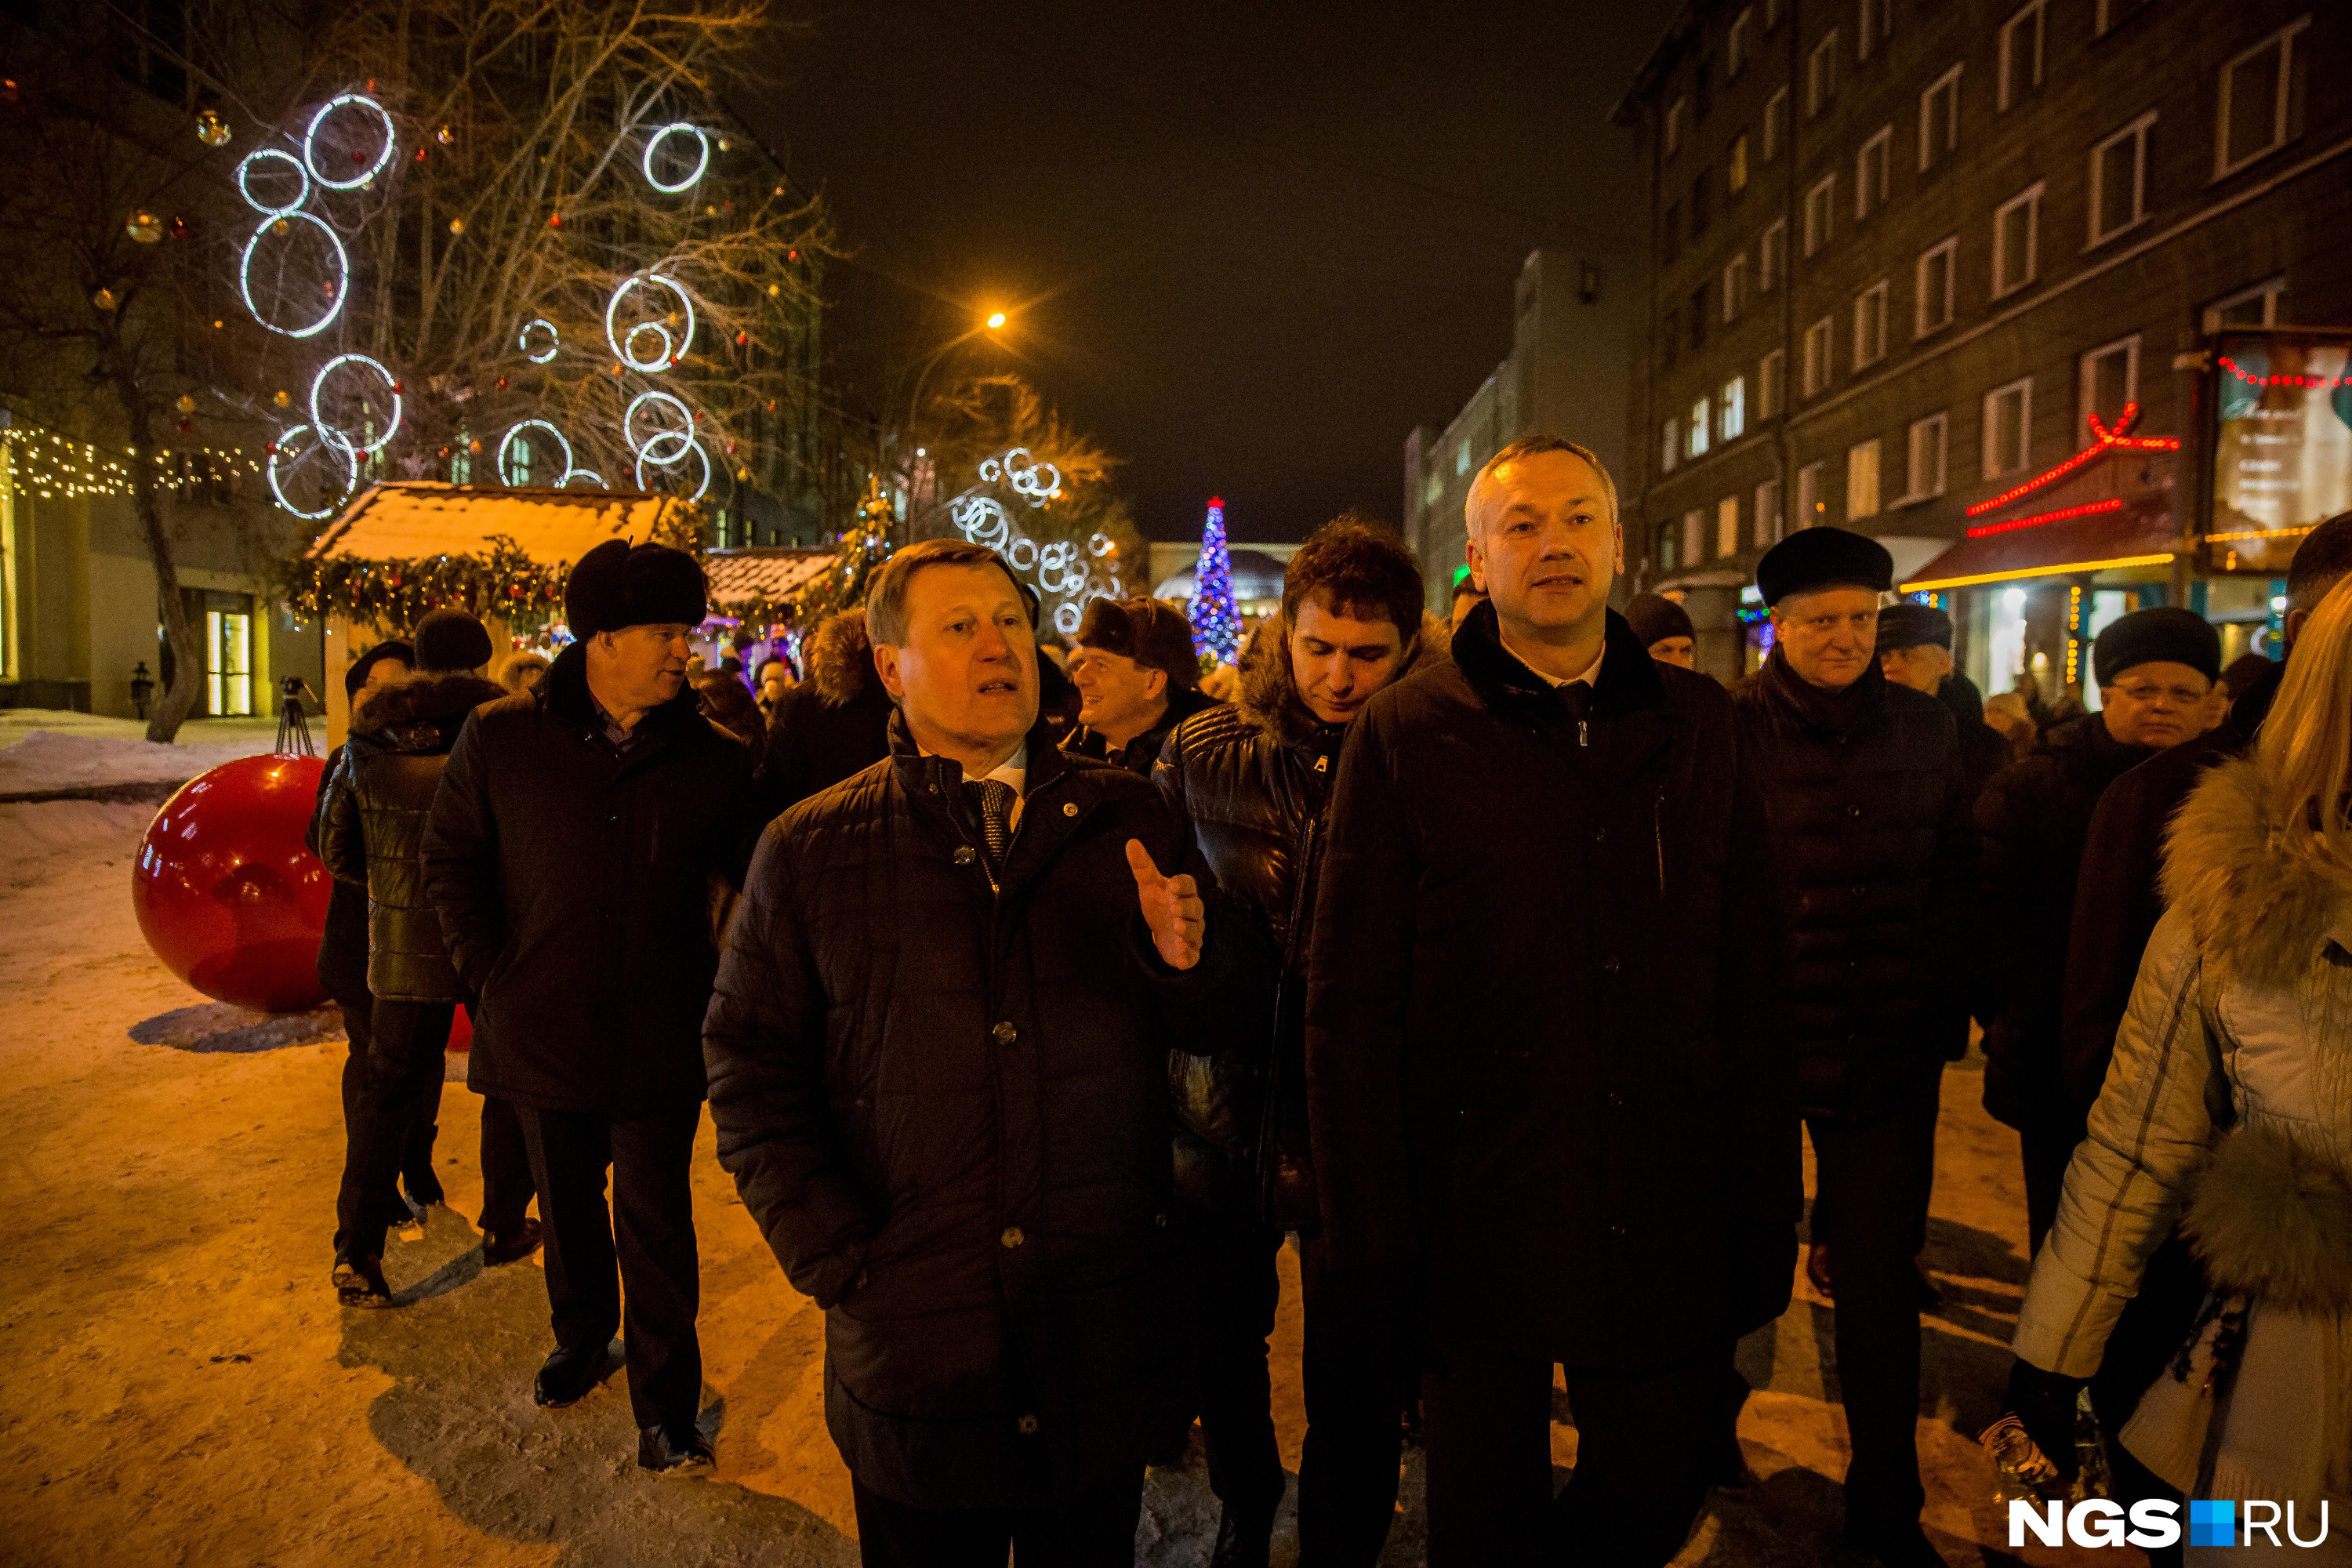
[1127, 839, 1205, 971]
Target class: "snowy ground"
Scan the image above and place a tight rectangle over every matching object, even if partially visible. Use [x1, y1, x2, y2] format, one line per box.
[0, 790, 2125, 1567]
[0, 710, 284, 798]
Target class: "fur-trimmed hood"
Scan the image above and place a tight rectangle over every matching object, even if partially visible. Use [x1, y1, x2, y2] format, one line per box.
[808, 609, 874, 706]
[2161, 752, 2352, 990]
[1234, 611, 1452, 747]
[349, 673, 506, 752]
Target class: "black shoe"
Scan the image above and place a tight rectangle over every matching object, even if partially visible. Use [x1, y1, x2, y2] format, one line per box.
[1844, 1520, 1951, 1568]
[533, 1344, 617, 1408]
[405, 1174, 446, 1210]
[1210, 1505, 1274, 1568]
[332, 1253, 395, 1308]
[637, 1421, 715, 1475]
[483, 1218, 543, 1265]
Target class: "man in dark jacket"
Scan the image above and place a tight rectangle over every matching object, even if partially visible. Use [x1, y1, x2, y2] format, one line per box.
[1309, 439, 1798, 1566]
[760, 608, 894, 816]
[320, 611, 534, 1304]
[1731, 527, 1971, 1568]
[1156, 518, 1445, 1568]
[1065, 596, 1220, 773]
[1976, 607, 2220, 1254]
[1875, 601, 2008, 803]
[704, 539, 1272, 1567]
[424, 541, 757, 1475]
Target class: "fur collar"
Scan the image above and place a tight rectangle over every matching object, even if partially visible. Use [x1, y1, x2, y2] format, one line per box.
[808, 610, 873, 706]
[350, 673, 506, 739]
[2161, 752, 2352, 989]
[1235, 611, 1453, 747]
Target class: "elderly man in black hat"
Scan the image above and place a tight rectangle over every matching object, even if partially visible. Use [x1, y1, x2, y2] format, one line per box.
[1973, 607, 2222, 1256]
[1065, 597, 1221, 773]
[1874, 601, 2009, 802]
[1731, 527, 1972, 1568]
[425, 540, 757, 1475]
[1623, 591, 1697, 670]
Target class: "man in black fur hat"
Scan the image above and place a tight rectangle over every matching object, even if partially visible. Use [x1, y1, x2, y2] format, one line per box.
[425, 539, 758, 1475]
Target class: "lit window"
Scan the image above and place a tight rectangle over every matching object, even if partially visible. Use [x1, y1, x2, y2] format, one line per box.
[1455, 441, 1471, 476]
[1806, 30, 1839, 118]
[1919, 64, 1962, 172]
[1847, 438, 1882, 520]
[1718, 495, 1742, 557]
[1803, 175, 1835, 256]
[1724, 254, 1748, 322]
[1761, 219, 1788, 291]
[1802, 316, 1834, 396]
[1860, 0, 1893, 60]
[1659, 522, 1679, 572]
[1668, 96, 1687, 157]
[1760, 350, 1786, 419]
[1797, 459, 1828, 527]
[1984, 376, 2033, 477]
[1853, 279, 1889, 368]
[1998, 0, 2045, 113]
[2079, 336, 2140, 438]
[1766, 0, 1784, 27]
[2216, 16, 2310, 177]
[1904, 412, 1949, 499]
[1664, 417, 1682, 473]
[1915, 237, 1957, 337]
[1722, 375, 1748, 441]
[1683, 509, 1707, 564]
[1689, 396, 1713, 458]
[1730, 7, 1754, 76]
[1730, 132, 1750, 194]
[2089, 111, 2157, 245]
[1992, 182, 2043, 299]
[1857, 125, 1893, 220]
[1755, 477, 1784, 546]
[1764, 86, 1789, 162]
[450, 437, 474, 485]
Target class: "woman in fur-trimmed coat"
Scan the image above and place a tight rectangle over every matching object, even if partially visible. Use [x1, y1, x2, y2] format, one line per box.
[2010, 579, 2352, 1557]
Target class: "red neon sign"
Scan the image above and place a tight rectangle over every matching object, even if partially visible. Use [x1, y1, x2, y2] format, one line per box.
[2218, 354, 2352, 390]
[1964, 496, 2125, 539]
[1963, 404, 2183, 517]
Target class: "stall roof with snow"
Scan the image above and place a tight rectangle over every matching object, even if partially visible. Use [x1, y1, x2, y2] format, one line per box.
[307, 481, 691, 566]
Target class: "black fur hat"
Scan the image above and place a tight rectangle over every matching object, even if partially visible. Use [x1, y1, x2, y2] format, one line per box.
[564, 540, 707, 638]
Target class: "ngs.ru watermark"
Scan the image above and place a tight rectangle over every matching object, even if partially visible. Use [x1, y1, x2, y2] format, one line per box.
[2011, 1498, 2333, 1549]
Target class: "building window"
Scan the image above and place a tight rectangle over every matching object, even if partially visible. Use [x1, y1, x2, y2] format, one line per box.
[1755, 477, 1784, 545]
[1691, 170, 1712, 236]
[1915, 237, 1957, 337]
[1919, 64, 1962, 172]
[1761, 349, 1786, 419]
[1730, 7, 1754, 76]
[1664, 416, 1681, 473]
[2203, 275, 2285, 332]
[1904, 412, 1949, 499]
[1725, 254, 1748, 321]
[1797, 459, 1828, 528]
[1859, 0, 1893, 60]
[1761, 218, 1787, 291]
[1847, 438, 1882, 520]
[1806, 30, 1839, 118]
[1718, 495, 1742, 557]
[1764, 86, 1789, 161]
[2089, 111, 2157, 245]
[1690, 285, 1709, 347]
[449, 439, 474, 485]
[1766, 0, 1784, 28]
[1992, 181, 2043, 299]
[1854, 278, 1890, 368]
[1803, 175, 1835, 256]
[1663, 201, 1682, 263]
[2080, 335, 2140, 437]
[1658, 521, 1679, 572]
[1668, 95, 1687, 157]
[2098, 0, 2151, 34]
[1984, 376, 2033, 477]
[1455, 441, 1472, 476]
[1722, 374, 1748, 441]
[2216, 17, 2310, 178]
[1683, 509, 1707, 565]
[1802, 315, 1834, 396]
[1689, 395, 1713, 458]
[1730, 132, 1751, 194]
[1998, 0, 2046, 113]
[1661, 303, 1680, 367]
[1857, 125, 1893, 220]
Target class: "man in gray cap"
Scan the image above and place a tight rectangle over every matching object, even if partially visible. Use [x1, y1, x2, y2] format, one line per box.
[1875, 601, 2009, 801]
[1732, 526, 1972, 1568]
[1065, 596, 1222, 774]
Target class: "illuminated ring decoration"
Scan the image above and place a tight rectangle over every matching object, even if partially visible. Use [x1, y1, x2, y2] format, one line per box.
[641, 123, 711, 193]
[633, 437, 710, 502]
[518, 318, 559, 364]
[1087, 531, 1115, 557]
[308, 353, 401, 455]
[563, 468, 608, 490]
[303, 93, 397, 190]
[1052, 603, 1081, 635]
[267, 423, 359, 520]
[604, 273, 696, 372]
[977, 446, 1062, 507]
[499, 419, 574, 487]
[950, 494, 1011, 551]
[236, 148, 311, 216]
[1005, 536, 1039, 572]
[240, 211, 349, 339]
[623, 390, 696, 464]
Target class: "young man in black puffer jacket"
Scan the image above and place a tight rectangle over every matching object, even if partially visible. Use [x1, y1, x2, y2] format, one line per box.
[319, 611, 535, 1305]
[1153, 517, 1444, 1568]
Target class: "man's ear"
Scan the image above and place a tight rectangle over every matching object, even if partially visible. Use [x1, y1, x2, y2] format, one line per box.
[1144, 667, 1168, 704]
[2285, 606, 2310, 646]
[873, 643, 904, 701]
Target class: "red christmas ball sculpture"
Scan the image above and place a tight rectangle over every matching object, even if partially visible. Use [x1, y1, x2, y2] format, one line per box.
[132, 753, 331, 1013]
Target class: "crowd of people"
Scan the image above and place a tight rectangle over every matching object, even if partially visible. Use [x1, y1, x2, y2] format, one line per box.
[303, 438, 2352, 1568]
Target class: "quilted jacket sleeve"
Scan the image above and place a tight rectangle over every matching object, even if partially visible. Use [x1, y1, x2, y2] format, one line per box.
[317, 748, 368, 887]
[2013, 906, 2220, 1378]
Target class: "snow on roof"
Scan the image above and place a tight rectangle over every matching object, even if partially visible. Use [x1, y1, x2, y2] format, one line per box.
[306, 481, 688, 566]
[702, 546, 835, 607]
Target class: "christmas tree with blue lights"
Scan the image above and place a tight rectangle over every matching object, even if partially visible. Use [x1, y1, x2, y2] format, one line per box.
[1189, 495, 1243, 666]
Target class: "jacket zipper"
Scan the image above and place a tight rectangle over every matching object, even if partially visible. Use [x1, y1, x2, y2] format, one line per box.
[1578, 718, 1588, 748]
[1653, 786, 1666, 897]
[1257, 811, 1319, 1221]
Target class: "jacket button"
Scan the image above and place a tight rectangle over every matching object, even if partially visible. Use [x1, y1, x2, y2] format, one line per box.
[1154, 1213, 1169, 1228]
[992, 1021, 1018, 1045]
[1602, 956, 1621, 975]
[1848, 805, 1864, 818]
[1017, 1414, 1040, 1435]
[1062, 801, 1078, 817]
[1000, 1226, 1025, 1248]
[1593, 826, 1606, 843]
[1607, 1092, 1626, 1109]
[1609, 1222, 1628, 1237]
[954, 846, 977, 865]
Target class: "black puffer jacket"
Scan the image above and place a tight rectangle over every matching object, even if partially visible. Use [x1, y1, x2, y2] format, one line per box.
[761, 609, 895, 819]
[1731, 652, 1973, 1123]
[318, 674, 505, 1004]
[307, 744, 371, 1010]
[703, 711, 1274, 1512]
[1153, 612, 1450, 1228]
[1307, 604, 1798, 1367]
[423, 642, 757, 1116]
[1063, 684, 1222, 776]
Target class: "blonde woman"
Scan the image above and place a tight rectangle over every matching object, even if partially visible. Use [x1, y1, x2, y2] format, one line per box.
[2005, 576, 2352, 1563]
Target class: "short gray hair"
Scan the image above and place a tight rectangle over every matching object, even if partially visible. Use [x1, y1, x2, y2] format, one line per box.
[865, 538, 1022, 646]
[1467, 437, 1620, 536]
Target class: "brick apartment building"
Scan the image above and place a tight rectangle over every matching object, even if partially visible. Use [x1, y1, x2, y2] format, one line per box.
[1614, 0, 2350, 690]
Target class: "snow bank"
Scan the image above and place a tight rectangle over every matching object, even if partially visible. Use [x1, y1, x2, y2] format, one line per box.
[0, 798, 157, 891]
[0, 728, 279, 794]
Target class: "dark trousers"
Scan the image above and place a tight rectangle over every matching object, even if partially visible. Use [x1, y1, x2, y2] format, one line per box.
[2019, 1112, 2085, 1258]
[1421, 1341, 1716, 1566]
[2086, 1236, 2203, 1568]
[1182, 1209, 1287, 1520]
[517, 1102, 702, 1430]
[1805, 1077, 1941, 1537]
[850, 1468, 1144, 1568]
[336, 1001, 409, 1242]
[1296, 1229, 1410, 1566]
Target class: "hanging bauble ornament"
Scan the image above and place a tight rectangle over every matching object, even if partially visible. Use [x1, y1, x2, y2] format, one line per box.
[92, 287, 118, 310]
[448, 217, 463, 235]
[170, 216, 191, 240]
[2, 79, 20, 107]
[766, 283, 780, 297]
[495, 376, 507, 390]
[178, 419, 194, 434]
[767, 400, 778, 412]
[436, 125, 454, 146]
[547, 212, 562, 228]
[437, 446, 450, 458]
[176, 394, 197, 413]
[212, 318, 224, 329]
[703, 205, 717, 216]
[127, 211, 164, 244]
[415, 147, 429, 162]
[273, 389, 291, 408]
[734, 330, 747, 347]
[273, 217, 289, 234]
[736, 466, 750, 481]
[196, 109, 231, 147]
[772, 185, 783, 197]
[467, 438, 482, 454]
[725, 441, 738, 455]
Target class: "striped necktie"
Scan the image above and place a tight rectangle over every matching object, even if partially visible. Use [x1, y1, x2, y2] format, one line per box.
[963, 779, 1014, 870]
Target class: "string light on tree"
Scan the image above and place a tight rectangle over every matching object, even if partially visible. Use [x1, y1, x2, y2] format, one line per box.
[641, 123, 711, 193]
[518, 318, 560, 363]
[604, 272, 696, 371]
[1188, 495, 1241, 666]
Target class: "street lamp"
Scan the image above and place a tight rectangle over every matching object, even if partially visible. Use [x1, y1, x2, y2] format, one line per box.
[897, 307, 1010, 532]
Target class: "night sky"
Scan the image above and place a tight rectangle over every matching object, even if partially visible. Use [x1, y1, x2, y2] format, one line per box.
[743, 2, 1659, 543]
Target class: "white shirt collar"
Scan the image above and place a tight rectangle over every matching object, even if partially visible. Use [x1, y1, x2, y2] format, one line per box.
[1498, 629, 1606, 690]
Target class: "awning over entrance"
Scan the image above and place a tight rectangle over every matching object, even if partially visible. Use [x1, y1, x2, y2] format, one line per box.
[1899, 495, 2177, 591]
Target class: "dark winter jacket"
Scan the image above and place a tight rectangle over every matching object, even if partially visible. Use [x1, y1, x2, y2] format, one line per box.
[2059, 659, 2282, 1111]
[1153, 612, 1450, 1229]
[702, 710, 1275, 1512]
[1939, 673, 2013, 805]
[307, 744, 371, 1010]
[1305, 602, 1799, 1368]
[423, 642, 758, 1116]
[1730, 651, 1973, 1123]
[761, 609, 895, 819]
[1973, 713, 2157, 1133]
[320, 674, 506, 1003]
[1063, 684, 1222, 776]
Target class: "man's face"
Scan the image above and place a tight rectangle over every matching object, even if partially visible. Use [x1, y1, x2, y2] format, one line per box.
[1878, 641, 1952, 695]
[874, 563, 1037, 754]
[757, 660, 789, 704]
[1771, 587, 1880, 691]
[1466, 450, 1621, 639]
[2099, 661, 2212, 748]
[590, 624, 694, 712]
[1068, 644, 1166, 737]
[1289, 593, 1406, 724]
[1647, 636, 1696, 670]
